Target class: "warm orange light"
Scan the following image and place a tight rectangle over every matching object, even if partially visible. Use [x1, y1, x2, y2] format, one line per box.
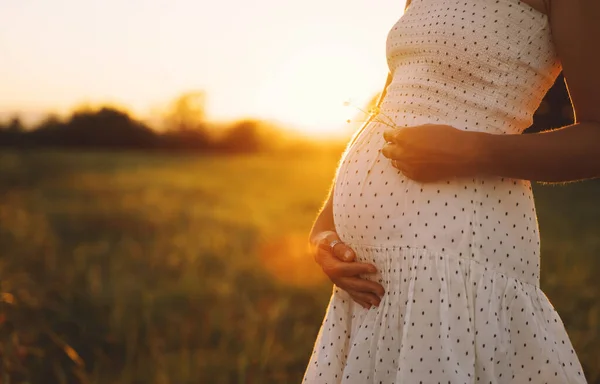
[257, 233, 327, 288]
[252, 43, 378, 136]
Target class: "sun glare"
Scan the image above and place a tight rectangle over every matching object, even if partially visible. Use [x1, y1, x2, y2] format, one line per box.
[252, 43, 378, 136]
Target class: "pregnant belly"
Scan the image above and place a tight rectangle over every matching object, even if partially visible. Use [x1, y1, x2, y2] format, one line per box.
[331, 122, 541, 268]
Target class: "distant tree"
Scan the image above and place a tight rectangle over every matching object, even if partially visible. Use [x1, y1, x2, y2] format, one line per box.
[27, 106, 157, 148]
[6, 116, 24, 133]
[0, 116, 26, 146]
[35, 114, 64, 131]
[165, 92, 207, 131]
[220, 119, 264, 153]
[69, 107, 157, 147]
[161, 91, 211, 150]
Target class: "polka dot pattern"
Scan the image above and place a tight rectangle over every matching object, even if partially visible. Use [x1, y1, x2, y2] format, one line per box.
[303, 0, 587, 382]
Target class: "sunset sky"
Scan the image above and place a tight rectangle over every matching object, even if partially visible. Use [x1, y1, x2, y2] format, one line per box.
[1, 0, 407, 134]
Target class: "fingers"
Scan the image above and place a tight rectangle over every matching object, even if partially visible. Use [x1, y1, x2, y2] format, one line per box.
[315, 231, 356, 262]
[311, 232, 387, 308]
[333, 242, 356, 262]
[338, 276, 386, 298]
[350, 297, 371, 309]
[390, 158, 411, 173]
[312, 230, 337, 252]
[312, 231, 337, 263]
[381, 142, 404, 160]
[381, 143, 421, 180]
[382, 127, 410, 143]
[317, 253, 385, 294]
[334, 261, 378, 277]
[382, 128, 397, 143]
[348, 290, 382, 308]
[320, 254, 377, 278]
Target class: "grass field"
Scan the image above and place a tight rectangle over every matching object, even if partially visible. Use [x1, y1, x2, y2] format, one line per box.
[0, 149, 598, 384]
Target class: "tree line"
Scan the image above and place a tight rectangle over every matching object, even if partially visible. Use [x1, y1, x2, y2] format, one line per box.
[0, 92, 314, 153]
[0, 109, 287, 153]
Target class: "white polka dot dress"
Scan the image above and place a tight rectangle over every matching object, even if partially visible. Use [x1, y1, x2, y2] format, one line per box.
[303, 0, 588, 383]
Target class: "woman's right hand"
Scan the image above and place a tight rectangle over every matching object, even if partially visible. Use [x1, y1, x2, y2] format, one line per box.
[310, 230, 385, 309]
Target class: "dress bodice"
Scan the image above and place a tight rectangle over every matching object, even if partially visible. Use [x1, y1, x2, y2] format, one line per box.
[381, 0, 562, 134]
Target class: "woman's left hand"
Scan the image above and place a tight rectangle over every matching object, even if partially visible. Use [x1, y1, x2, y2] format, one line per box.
[381, 124, 485, 182]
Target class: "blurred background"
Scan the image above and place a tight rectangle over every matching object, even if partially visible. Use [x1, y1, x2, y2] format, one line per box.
[0, 0, 598, 383]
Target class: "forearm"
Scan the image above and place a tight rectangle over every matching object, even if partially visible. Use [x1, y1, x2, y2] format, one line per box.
[475, 121, 600, 183]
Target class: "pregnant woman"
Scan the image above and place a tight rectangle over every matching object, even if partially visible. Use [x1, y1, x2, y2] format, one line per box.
[303, 0, 599, 382]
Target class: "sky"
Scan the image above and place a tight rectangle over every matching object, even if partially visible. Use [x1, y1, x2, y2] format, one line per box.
[1, 0, 407, 135]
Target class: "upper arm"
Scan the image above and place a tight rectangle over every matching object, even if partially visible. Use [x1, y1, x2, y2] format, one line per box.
[548, 0, 600, 124]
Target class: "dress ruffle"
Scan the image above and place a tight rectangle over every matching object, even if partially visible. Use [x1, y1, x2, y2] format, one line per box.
[304, 245, 586, 383]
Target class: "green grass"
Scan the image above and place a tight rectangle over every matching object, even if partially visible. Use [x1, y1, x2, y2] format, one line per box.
[0, 149, 598, 383]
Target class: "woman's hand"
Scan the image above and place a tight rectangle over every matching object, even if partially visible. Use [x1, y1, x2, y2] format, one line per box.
[310, 230, 385, 309]
[381, 124, 485, 182]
